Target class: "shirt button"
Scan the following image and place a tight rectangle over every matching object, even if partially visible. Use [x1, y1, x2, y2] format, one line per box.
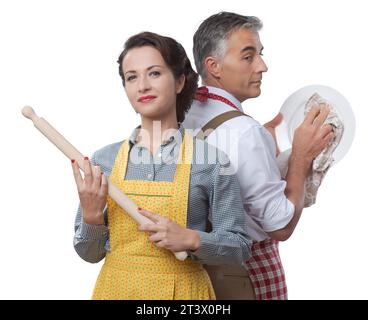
[157, 153, 162, 157]
[147, 173, 153, 179]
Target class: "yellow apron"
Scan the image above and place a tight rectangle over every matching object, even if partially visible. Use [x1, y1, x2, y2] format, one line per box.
[92, 133, 215, 300]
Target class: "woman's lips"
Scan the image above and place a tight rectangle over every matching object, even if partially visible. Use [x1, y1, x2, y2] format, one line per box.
[138, 95, 156, 103]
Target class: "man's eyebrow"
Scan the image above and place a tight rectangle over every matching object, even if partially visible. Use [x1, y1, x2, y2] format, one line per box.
[240, 46, 264, 53]
[125, 65, 163, 75]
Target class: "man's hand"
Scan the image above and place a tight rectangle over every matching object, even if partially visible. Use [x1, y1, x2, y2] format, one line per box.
[264, 112, 283, 156]
[292, 105, 334, 170]
[137, 208, 200, 252]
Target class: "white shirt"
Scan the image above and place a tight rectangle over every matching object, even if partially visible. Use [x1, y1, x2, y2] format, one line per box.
[183, 86, 295, 241]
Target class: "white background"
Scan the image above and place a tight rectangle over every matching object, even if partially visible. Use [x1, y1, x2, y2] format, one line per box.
[1, 0, 367, 299]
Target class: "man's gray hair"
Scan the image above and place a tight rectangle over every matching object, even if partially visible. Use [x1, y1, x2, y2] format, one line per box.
[193, 12, 263, 78]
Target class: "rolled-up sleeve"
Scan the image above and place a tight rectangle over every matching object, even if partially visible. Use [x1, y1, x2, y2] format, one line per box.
[189, 151, 252, 266]
[233, 125, 295, 232]
[73, 204, 109, 263]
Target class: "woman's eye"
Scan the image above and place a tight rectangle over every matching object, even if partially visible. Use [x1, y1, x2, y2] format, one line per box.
[150, 71, 161, 77]
[126, 75, 136, 82]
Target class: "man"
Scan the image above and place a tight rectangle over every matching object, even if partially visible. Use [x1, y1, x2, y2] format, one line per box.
[183, 12, 334, 299]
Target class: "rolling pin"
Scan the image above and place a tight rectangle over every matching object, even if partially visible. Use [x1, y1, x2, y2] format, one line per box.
[21, 106, 188, 261]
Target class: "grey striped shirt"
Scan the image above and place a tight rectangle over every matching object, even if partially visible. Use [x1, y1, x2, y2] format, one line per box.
[73, 125, 251, 266]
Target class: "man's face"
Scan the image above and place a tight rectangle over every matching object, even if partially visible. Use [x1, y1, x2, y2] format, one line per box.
[217, 28, 268, 102]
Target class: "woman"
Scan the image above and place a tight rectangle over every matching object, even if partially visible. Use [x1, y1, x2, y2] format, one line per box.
[72, 32, 251, 300]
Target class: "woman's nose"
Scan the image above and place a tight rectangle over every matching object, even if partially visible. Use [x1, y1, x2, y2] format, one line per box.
[138, 75, 151, 92]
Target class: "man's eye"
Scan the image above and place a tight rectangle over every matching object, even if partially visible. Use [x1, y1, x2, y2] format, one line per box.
[243, 56, 253, 62]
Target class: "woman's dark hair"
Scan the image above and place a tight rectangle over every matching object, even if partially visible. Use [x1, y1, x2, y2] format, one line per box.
[117, 32, 198, 123]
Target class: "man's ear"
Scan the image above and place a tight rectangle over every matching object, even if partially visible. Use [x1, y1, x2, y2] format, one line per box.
[204, 56, 222, 79]
[176, 74, 186, 94]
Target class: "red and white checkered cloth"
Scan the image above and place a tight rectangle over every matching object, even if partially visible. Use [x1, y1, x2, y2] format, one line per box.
[245, 239, 288, 300]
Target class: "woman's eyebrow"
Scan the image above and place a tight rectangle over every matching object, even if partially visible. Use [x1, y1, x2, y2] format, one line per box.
[125, 65, 164, 75]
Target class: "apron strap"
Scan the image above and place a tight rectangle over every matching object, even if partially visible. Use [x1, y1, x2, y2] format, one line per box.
[196, 110, 248, 140]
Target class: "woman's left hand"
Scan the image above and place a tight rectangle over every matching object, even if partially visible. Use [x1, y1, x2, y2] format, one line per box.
[137, 208, 200, 252]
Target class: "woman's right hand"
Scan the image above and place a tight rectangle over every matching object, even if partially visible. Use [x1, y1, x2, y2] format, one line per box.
[71, 157, 108, 225]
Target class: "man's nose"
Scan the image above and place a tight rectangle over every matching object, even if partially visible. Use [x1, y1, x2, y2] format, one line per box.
[256, 55, 268, 73]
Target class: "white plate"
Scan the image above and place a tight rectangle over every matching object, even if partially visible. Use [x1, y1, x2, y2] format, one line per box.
[275, 84, 355, 164]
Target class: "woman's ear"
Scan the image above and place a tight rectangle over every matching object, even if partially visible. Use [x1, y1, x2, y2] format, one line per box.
[204, 56, 222, 79]
[176, 74, 186, 94]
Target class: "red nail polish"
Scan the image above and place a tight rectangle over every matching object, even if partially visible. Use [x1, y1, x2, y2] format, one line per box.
[138, 207, 142, 211]
[84, 156, 89, 160]
[71, 159, 75, 164]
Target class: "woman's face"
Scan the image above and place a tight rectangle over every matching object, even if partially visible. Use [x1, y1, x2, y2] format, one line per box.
[122, 46, 184, 121]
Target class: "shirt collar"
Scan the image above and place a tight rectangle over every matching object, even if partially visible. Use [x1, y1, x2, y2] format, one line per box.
[205, 86, 244, 113]
[128, 124, 185, 148]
